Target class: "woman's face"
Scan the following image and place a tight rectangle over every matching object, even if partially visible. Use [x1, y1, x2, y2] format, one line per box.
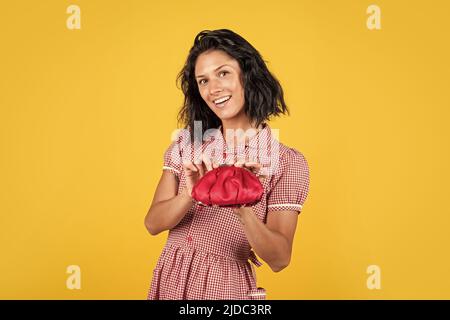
[195, 50, 246, 122]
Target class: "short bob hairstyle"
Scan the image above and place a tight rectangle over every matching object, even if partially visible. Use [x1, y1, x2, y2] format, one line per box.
[176, 29, 289, 140]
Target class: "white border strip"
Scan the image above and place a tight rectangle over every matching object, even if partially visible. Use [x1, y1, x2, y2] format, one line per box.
[267, 203, 303, 209]
[248, 293, 267, 297]
[162, 166, 181, 174]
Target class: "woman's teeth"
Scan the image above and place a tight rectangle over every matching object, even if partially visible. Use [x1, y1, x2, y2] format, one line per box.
[214, 95, 231, 107]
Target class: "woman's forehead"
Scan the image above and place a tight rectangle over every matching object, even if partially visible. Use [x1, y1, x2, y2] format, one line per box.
[195, 50, 240, 76]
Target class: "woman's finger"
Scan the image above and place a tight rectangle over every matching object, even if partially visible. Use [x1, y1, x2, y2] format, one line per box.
[243, 162, 268, 182]
[202, 154, 213, 172]
[244, 162, 262, 173]
[194, 162, 205, 177]
[244, 161, 261, 168]
[182, 161, 198, 172]
[257, 168, 268, 182]
[234, 160, 245, 168]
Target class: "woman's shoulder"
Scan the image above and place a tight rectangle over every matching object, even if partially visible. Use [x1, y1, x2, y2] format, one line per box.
[163, 127, 198, 168]
[164, 128, 193, 152]
[268, 142, 309, 178]
[277, 142, 308, 164]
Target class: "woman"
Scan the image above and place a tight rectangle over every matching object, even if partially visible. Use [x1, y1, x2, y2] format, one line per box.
[145, 29, 310, 300]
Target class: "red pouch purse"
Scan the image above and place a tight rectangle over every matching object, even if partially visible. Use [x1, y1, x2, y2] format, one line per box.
[191, 165, 264, 208]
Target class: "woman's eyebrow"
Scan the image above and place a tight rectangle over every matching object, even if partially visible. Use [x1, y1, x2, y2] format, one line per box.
[196, 64, 231, 78]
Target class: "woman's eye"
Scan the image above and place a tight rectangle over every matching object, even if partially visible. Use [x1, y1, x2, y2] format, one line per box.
[198, 71, 228, 85]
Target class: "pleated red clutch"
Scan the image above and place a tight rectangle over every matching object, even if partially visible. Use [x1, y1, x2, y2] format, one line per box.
[191, 165, 264, 208]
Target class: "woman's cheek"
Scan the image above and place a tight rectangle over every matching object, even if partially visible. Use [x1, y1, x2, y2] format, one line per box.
[200, 89, 208, 103]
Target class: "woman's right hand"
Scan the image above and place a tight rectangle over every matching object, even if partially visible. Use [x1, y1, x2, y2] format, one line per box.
[182, 156, 219, 197]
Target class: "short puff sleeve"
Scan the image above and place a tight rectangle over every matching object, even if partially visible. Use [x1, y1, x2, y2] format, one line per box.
[162, 139, 183, 180]
[267, 148, 310, 214]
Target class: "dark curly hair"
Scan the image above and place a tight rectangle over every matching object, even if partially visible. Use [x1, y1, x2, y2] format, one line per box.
[176, 29, 289, 141]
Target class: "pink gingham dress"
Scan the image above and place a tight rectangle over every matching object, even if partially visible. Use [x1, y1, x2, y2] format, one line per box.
[147, 123, 310, 300]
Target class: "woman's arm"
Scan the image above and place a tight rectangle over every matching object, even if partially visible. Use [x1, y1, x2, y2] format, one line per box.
[144, 170, 194, 236]
[233, 207, 298, 272]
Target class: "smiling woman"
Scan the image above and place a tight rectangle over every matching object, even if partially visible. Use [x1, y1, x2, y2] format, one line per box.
[144, 29, 310, 300]
[176, 29, 289, 141]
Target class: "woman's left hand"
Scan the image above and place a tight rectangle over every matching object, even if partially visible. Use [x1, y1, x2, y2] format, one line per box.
[233, 161, 267, 183]
[231, 160, 267, 220]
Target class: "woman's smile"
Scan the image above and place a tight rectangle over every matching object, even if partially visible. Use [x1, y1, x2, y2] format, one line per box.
[213, 95, 232, 108]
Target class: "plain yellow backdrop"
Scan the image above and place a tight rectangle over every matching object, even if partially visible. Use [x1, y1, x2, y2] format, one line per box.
[1, 0, 449, 299]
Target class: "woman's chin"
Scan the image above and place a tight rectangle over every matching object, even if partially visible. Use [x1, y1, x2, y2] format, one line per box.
[217, 112, 238, 122]
[210, 104, 244, 122]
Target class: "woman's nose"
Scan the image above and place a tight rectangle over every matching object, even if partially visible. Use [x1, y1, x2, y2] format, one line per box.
[209, 79, 223, 95]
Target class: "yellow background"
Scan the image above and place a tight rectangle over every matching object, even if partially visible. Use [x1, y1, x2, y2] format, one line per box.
[1, 0, 449, 299]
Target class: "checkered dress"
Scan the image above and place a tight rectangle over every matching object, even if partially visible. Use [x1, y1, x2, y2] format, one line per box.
[147, 124, 310, 300]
